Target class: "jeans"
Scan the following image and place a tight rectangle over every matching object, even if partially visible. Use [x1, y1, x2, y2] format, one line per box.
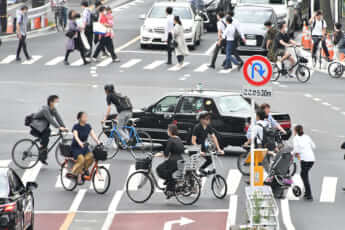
[16, 35, 30, 59]
[72, 152, 94, 175]
[117, 110, 132, 141]
[232, 39, 243, 64]
[85, 25, 93, 57]
[224, 40, 239, 68]
[301, 161, 314, 198]
[177, 55, 184, 64]
[93, 36, 117, 60]
[167, 33, 173, 64]
[312, 36, 329, 58]
[30, 128, 51, 161]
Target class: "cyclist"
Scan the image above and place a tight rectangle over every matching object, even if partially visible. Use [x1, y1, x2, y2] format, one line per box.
[69, 112, 101, 184]
[309, 10, 331, 63]
[103, 84, 133, 142]
[260, 103, 287, 135]
[274, 22, 297, 77]
[30, 95, 68, 165]
[155, 124, 184, 198]
[333, 23, 345, 61]
[191, 111, 224, 175]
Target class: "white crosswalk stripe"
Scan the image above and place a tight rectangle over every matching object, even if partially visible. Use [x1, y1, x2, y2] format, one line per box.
[194, 63, 209, 72]
[227, 169, 242, 195]
[70, 58, 84, 66]
[22, 55, 42, 65]
[97, 58, 113, 67]
[0, 55, 16, 64]
[120, 59, 142, 68]
[218, 67, 236, 74]
[143, 60, 165, 70]
[21, 162, 42, 184]
[0, 160, 11, 167]
[168, 62, 190, 71]
[320, 176, 338, 203]
[45, 56, 65, 66]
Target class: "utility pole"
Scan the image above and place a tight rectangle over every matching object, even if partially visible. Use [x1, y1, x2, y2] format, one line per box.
[0, 0, 7, 33]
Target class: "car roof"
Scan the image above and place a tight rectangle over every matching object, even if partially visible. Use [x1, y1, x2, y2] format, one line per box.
[153, 1, 192, 7]
[235, 4, 275, 11]
[168, 89, 242, 98]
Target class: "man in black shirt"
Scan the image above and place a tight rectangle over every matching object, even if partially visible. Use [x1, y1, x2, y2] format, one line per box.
[103, 84, 133, 141]
[192, 111, 224, 175]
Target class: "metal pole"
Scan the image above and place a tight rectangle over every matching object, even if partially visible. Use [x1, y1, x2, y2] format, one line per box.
[335, 0, 339, 23]
[250, 99, 255, 187]
[311, 0, 315, 17]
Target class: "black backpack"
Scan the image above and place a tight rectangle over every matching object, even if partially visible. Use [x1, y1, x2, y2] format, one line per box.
[24, 113, 35, 127]
[257, 123, 276, 151]
[119, 95, 133, 111]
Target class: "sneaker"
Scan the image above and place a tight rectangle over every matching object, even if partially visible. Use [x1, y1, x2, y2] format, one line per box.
[16, 57, 21, 62]
[26, 56, 32, 61]
[237, 62, 243, 71]
[303, 196, 313, 201]
[83, 61, 91, 65]
[112, 58, 120, 63]
[208, 64, 215, 69]
[166, 61, 172, 65]
[64, 61, 70, 66]
[91, 57, 99, 62]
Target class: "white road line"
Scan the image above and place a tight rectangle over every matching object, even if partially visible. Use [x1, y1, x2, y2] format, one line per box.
[322, 102, 331, 106]
[101, 191, 124, 230]
[332, 106, 340, 111]
[45, 56, 65, 66]
[144, 60, 165, 70]
[21, 162, 42, 184]
[320, 176, 338, 203]
[218, 68, 236, 74]
[70, 58, 84, 66]
[286, 174, 304, 200]
[97, 58, 113, 67]
[22, 55, 42, 65]
[304, 93, 313, 98]
[115, 36, 140, 52]
[120, 59, 142, 68]
[168, 62, 190, 71]
[0, 55, 16, 64]
[278, 84, 288, 88]
[70, 189, 87, 212]
[0, 160, 11, 167]
[205, 42, 216, 56]
[226, 195, 238, 230]
[272, 82, 280, 85]
[194, 63, 209, 72]
[227, 169, 242, 195]
[281, 199, 295, 230]
[55, 174, 68, 189]
[90, 164, 110, 190]
[313, 97, 321, 102]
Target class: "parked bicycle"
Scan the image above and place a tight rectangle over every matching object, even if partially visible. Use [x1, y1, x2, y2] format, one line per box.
[271, 46, 311, 83]
[328, 61, 345, 78]
[12, 130, 70, 169]
[60, 143, 111, 194]
[126, 152, 201, 205]
[98, 118, 153, 160]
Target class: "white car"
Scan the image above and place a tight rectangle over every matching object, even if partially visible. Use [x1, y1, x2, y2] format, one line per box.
[139, 1, 204, 49]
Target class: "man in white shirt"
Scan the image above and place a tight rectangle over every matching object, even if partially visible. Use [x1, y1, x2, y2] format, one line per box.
[209, 12, 226, 69]
[245, 109, 269, 147]
[309, 10, 331, 62]
[164, 7, 174, 65]
[228, 11, 245, 65]
[81, 1, 93, 57]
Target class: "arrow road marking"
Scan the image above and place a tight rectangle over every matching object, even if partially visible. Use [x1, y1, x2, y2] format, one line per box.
[163, 217, 194, 230]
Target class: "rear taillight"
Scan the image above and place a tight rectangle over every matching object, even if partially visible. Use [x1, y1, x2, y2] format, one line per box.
[2, 203, 16, 212]
[279, 120, 291, 129]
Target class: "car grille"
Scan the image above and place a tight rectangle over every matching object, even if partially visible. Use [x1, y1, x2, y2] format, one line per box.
[241, 34, 264, 47]
[153, 27, 165, 34]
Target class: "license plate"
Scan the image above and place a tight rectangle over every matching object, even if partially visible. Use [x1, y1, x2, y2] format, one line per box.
[246, 39, 256, 46]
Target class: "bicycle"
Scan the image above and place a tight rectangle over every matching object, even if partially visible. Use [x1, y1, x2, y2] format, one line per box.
[271, 46, 311, 83]
[11, 130, 71, 169]
[185, 145, 228, 200]
[60, 144, 111, 194]
[328, 61, 345, 78]
[98, 118, 153, 160]
[53, 6, 66, 32]
[126, 153, 201, 205]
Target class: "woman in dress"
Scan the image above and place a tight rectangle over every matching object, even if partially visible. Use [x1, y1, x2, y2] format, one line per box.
[173, 15, 189, 69]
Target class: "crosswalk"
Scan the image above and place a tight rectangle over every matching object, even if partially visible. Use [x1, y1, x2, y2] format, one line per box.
[0, 55, 239, 74]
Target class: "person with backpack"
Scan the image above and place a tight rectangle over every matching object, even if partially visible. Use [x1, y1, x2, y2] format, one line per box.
[264, 21, 278, 63]
[227, 11, 244, 66]
[103, 84, 132, 141]
[29, 95, 68, 165]
[208, 11, 226, 69]
[81, 1, 93, 58]
[260, 103, 287, 135]
[333, 23, 345, 61]
[309, 10, 331, 62]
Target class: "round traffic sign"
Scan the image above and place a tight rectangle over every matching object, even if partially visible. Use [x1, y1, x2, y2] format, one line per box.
[243, 55, 272, 87]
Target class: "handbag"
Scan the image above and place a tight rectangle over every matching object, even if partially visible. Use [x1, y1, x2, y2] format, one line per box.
[170, 40, 178, 49]
[65, 31, 75, 39]
[93, 22, 107, 35]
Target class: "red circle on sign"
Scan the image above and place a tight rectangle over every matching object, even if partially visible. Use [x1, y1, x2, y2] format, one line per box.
[243, 55, 272, 86]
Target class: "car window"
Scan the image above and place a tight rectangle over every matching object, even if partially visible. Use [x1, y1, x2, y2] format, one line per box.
[234, 8, 272, 24]
[148, 6, 193, 19]
[152, 96, 180, 113]
[178, 97, 204, 114]
[9, 170, 25, 194]
[239, 0, 286, 4]
[215, 96, 251, 113]
[0, 174, 9, 197]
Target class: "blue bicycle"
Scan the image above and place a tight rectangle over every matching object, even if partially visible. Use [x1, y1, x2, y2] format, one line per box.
[98, 119, 153, 160]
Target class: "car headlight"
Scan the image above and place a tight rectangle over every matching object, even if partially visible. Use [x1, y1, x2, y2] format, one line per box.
[142, 25, 153, 33]
[184, 27, 192, 33]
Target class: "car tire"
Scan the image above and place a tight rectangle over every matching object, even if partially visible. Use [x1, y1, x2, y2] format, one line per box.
[140, 44, 148, 49]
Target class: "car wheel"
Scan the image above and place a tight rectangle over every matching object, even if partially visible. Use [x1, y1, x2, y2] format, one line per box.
[140, 44, 148, 49]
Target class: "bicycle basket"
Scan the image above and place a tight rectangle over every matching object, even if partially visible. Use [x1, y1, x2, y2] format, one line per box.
[299, 57, 308, 64]
[93, 145, 108, 161]
[61, 133, 73, 145]
[59, 143, 73, 157]
[135, 157, 152, 170]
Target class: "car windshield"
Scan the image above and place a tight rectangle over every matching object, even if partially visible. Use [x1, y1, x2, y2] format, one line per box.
[239, 0, 286, 4]
[148, 6, 192, 19]
[216, 96, 251, 113]
[235, 8, 272, 24]
[0, 175, 9, 197]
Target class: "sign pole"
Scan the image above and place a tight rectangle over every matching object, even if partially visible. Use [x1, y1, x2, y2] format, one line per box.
[250, 99, 255, 187]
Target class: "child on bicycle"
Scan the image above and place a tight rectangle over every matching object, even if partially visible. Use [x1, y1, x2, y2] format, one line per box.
[192, 111, 224, 176]
[69, 112, 101, 184]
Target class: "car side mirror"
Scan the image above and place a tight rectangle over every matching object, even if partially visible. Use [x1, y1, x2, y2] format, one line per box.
[26, 182, 38, 191]
[139, 14, 146, 20]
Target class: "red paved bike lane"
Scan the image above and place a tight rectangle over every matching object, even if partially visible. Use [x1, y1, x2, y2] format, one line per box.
[35, 213, 67, 230]
[110, 212, 228, 230]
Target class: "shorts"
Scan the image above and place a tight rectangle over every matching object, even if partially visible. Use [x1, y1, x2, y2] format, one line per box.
[276, 48, 286, 57]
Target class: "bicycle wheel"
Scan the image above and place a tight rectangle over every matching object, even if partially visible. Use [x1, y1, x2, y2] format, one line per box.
[271, 64, 281, 81]
[211, 174, 227, 199]
[131, 130, 153, 156]
[237, 152, 250, 176]
[92, 166, 111, 194]
[126, 171, 154, 203]
[60, 160, 78, 191]
[328, 61, 344, 79]
[296, 65, 310, 83]
[98, 131, 120, 159]
[12, 139, 40, 169]
[55, 143, 65, 166]
[175, 173, 201, 205]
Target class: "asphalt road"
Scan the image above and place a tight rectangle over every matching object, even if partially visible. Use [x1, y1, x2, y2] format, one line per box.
[1, 0, 345, 229]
